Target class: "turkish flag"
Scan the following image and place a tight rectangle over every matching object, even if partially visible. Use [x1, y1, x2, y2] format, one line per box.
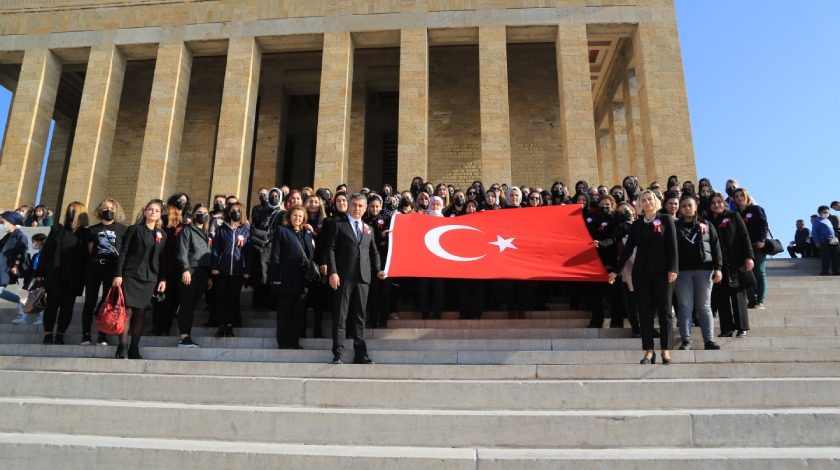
[384, 205, 608, 281]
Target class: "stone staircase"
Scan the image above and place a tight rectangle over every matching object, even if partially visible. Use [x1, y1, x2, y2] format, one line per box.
[1, 258, 839, 468]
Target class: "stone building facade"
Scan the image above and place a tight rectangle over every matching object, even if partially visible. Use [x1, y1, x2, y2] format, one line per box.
[0, 0, 695, 217]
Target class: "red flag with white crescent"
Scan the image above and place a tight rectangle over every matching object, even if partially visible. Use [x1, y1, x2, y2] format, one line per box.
[384, 205, 608, 281]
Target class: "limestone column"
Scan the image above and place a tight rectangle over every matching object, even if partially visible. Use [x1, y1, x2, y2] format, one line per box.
[211, 37, 262, 200]
[478, 25, 512, 186]
[132, 42, 193, 212]
[396, 28, 428, 191]
[0, 49, 61, 210]
[62, 45, 126, 210]
[347, 79, 367, 191]
[622, 69, 647, 184]
[608, 101, 630, 183]
[249, 85, 284, 207]
[633, 19, 696, 182]
[596, 129, 611, 185]
[39, 113, 74, 210]
[313, 31, 353, 190]
[556, 24, 598, 185]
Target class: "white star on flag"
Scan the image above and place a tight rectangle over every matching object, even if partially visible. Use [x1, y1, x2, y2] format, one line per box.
[489, 235, 517, 253]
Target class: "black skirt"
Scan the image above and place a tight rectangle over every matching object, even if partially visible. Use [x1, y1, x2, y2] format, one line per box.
[123, 275, 156, 310]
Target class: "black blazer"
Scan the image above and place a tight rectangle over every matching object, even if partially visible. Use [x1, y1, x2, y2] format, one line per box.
[116, 224, 167, 283]
[176, 223, 211, 273]
[614, 213, 678, 276]
[327, 216, 381, 284]
[268, 226, 315, 295]
[711, 211, 755, 288]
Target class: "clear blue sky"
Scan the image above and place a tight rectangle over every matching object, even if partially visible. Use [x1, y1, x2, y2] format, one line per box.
[1, 1, 837, 252]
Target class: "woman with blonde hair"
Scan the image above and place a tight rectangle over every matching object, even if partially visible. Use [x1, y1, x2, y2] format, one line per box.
[80, 199, 127, 346]
[112, 200, 167, 359]
[34, 201, 90, 345]
[733, 188, 769, 309]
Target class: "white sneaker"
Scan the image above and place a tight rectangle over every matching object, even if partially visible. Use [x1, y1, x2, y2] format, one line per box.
[32, 312, 44, 326]
[11, 314, 27, 324]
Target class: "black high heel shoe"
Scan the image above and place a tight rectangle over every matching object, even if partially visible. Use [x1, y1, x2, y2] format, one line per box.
[661, 351, 671, 365]
[640, 351, 656, 364]
[115, 344, 127, 359]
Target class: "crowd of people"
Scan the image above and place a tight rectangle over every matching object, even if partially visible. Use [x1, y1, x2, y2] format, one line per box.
[786, 201, 840, 276]
[2, 175, 837, 365]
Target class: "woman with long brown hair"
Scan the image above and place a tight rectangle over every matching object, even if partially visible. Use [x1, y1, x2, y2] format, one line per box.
[112, 200, 167, 359]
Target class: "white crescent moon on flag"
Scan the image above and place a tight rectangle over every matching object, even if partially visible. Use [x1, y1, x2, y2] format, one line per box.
[424, 225, 486, 262]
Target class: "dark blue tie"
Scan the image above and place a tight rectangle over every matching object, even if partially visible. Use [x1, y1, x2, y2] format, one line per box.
[354, 220, 362, 241]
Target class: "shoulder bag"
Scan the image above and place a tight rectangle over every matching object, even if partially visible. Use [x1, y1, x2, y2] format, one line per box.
[96, 285, 127, 335]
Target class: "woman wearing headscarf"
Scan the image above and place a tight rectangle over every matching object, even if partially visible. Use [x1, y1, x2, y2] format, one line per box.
[0, 211, 29, 315]
[622, 176, 641, 210]
[483, 189, 501, 210]
[112, 200, 167, 359]
[414, 191, 431, 214]
[609, 189, 678, 365]
[709, 192, 754, 338]
[733, 188, 769, 309]
[417, 196, 446, 319]
[269, 205, 315, 349]
[250, 187, 284, 311]
[175, 204, 213, 348]
[35, 202, 90, 345]
[674, 196, 723, 351]
[500, 187, 530, 318]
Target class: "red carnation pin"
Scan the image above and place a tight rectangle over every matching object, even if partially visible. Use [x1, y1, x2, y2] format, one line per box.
[155, 232, 163, 243]
[653, 219, 662, 233]
[236, 234, 245, 247]
[699, 223, 708, 234]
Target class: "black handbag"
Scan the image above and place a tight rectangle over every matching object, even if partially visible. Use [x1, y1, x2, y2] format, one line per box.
[293, 233, 321, 284]
[763, 231, 784, 255]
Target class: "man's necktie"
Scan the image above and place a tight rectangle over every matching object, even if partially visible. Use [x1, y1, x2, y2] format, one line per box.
[354, 220, 362, 241]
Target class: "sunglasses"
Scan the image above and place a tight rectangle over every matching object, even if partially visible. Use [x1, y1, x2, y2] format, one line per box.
[467, 192, 476, 195]
[529, 197, 541, 201]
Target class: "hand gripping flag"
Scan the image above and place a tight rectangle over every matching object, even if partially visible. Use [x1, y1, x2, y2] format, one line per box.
[384, 205, 608, 281]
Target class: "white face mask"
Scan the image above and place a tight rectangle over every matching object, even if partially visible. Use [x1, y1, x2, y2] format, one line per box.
[429, 209, 443, 217]
[820, 213, 830, 219]
[0, 224, 8, 233]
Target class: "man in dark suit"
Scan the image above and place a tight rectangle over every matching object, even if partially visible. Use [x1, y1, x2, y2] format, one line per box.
[327, 193, 385, 364]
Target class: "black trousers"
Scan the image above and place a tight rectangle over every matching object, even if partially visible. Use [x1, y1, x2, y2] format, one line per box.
[44, 286, 78, 335]
[367, 275, 392, 328]
[332, 280, 368, 358]
[585, 282, 607, 326]
[213, 274, 244, 327]
[178, 267, 209, 336]
[819, 243, 840, 275]
[81, 259, 117, 337]
[619, 281, 641, 334]
[713, 282, 749, 333]
[458, 279, 485, 319]
[634, 272, 674, 351]
[277, 287, 308, 348]
[417, 277, 445, 319]
[152, 276, 179, 335]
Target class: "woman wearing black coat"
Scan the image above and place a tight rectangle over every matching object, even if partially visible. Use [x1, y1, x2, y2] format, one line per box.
[709, 192, 755, 337]
[269, 205, 315, 349]
[175, 204, 213, 348]
[35, 202, 90, 345]
[609, 189, 678, 364]
[112, 200, 167, 359]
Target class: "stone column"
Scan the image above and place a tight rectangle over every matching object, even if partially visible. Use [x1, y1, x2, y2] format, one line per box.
[622, 69, 647, 184]
[596, 128, 612, 186]
[478, 25, 512, 186]
[313, 31, 353, 191]
[608, 101, 630, 184]
[211, 37, 262, 200]
[38, 113, 74, 210]
[62, 45, 126, 210]
[249, 84, 284, 207]
[556, 24, 598, 185]
[396, 28, 428, 191]
[0, 49, 61, 210]
[132, 41, 193, 212]
[347, 79, 367, 191]
[633, 18, 696, 182]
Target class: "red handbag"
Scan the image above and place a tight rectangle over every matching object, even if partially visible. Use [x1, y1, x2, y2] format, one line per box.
[96, 286, 127, 335]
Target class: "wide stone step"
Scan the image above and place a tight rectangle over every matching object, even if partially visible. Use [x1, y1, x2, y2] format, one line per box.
[1, 397, 838, 448]
[3, 371, 838, 410]
[2, 332, 837, 351]
[4, 434, 837, 470]
[3, 344, 840, 364]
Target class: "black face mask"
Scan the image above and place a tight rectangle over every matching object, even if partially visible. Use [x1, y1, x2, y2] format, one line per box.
[65, 209, 76, 227]
[725, 187, 736, 197]
[455, 197, 465, 206]
[387, 200, 398, 211]
[412, 182, 423, 192]
[193, 213, 208, 224]
[619, 211, 633, 222]
[101, 209, 115, 222]
[229, 211, 242, 222]
[699, 196, 710, 207]
[400, 197, 412, 207]
[552, 189, 564, 198]
[174, 199, 187, 211]
[269, 195, 280, 206]
[612, 193, 625, 204]
[213, 202, 225, 213]
[599, 207, 612, 218]
[258, 194, 268, 204]
[623, 184, 635, 195]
